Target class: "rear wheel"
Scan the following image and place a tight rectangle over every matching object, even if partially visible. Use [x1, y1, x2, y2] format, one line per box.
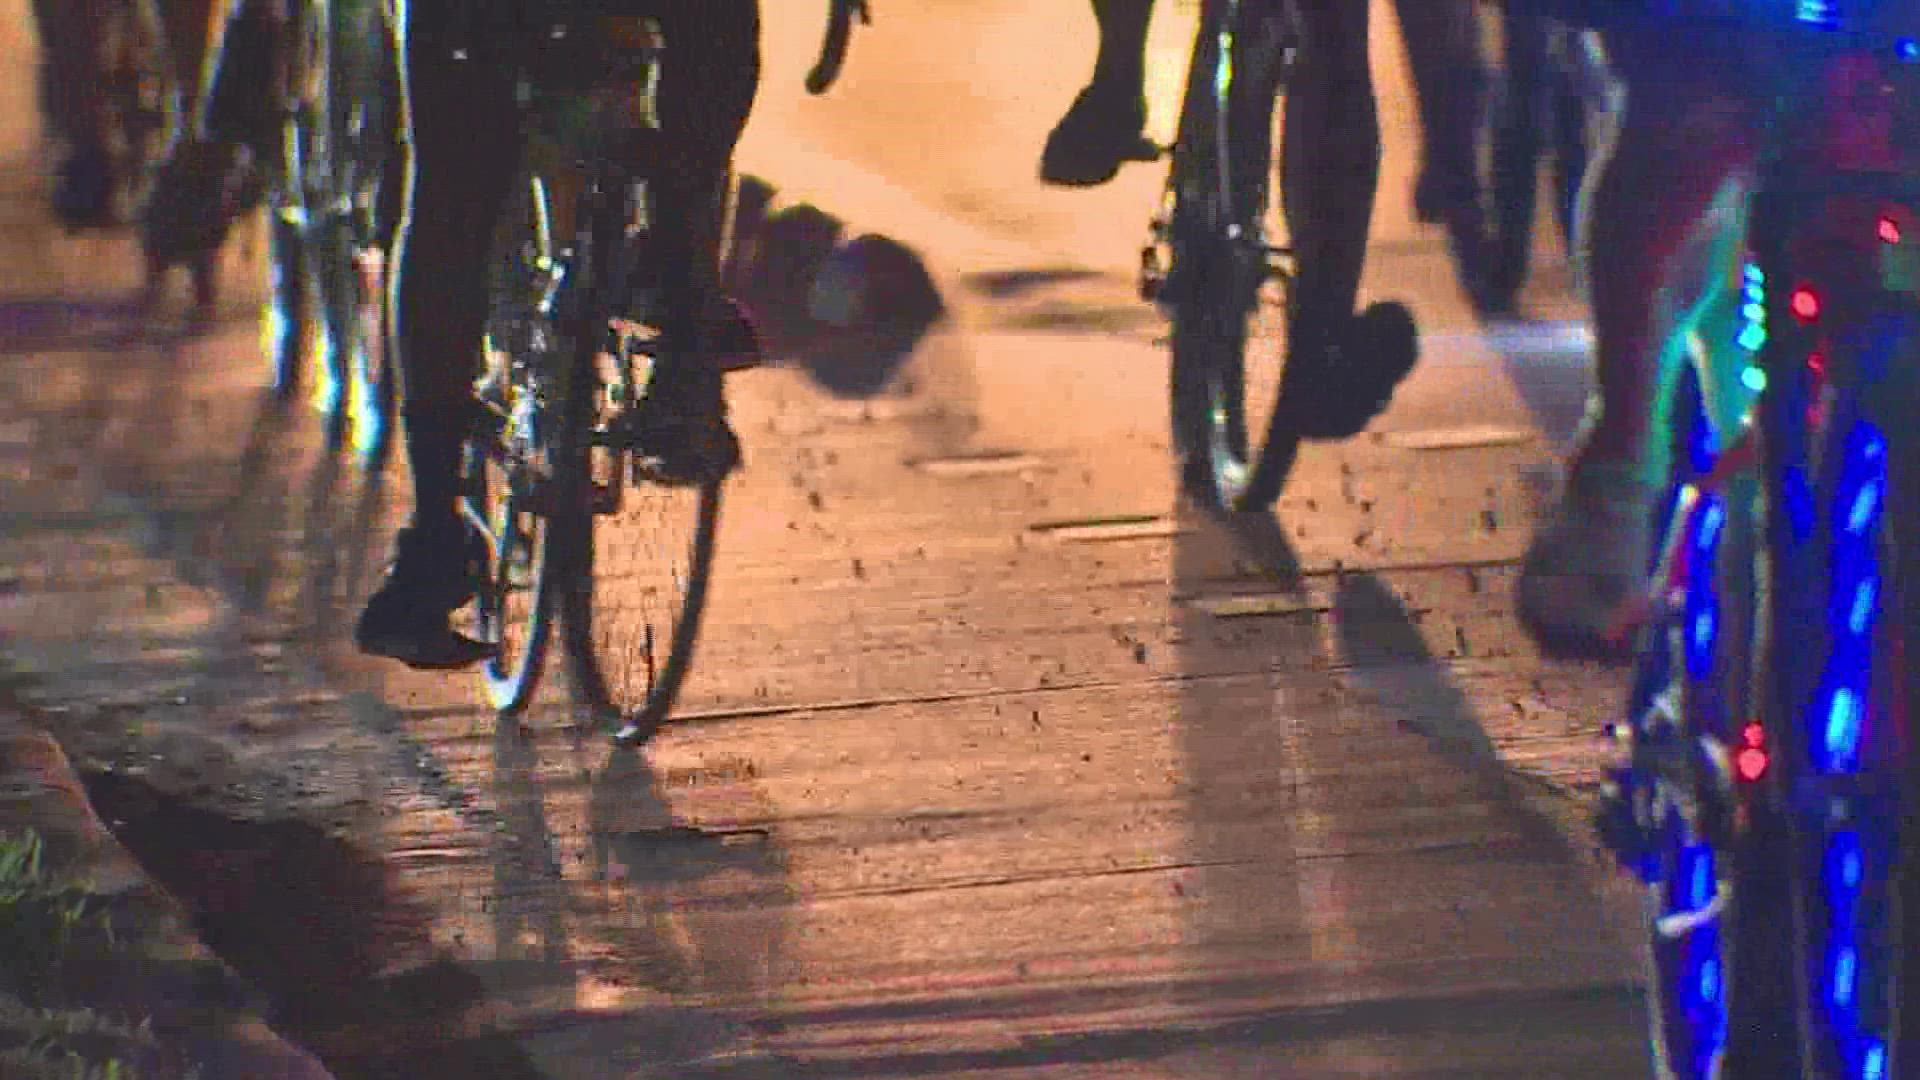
[1164, 3, 1294, 512]
[562, 303, 723, 746]
[463, 174, 570, 715]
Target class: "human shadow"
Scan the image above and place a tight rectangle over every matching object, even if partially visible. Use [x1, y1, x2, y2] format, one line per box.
[728, 173, 949, 401]
[1164, 501, 1647, 1073]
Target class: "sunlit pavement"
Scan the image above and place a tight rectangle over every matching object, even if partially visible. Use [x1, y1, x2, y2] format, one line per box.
[0, 2, 1655, 1076]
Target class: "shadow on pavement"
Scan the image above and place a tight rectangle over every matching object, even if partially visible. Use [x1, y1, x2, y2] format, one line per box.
[3, 255, 796, 1072]
[729, 173, 948, 401]
[1167, 501, 1646, 1075]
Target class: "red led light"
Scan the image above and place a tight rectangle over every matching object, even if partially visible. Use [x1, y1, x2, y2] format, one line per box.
[1791, 287, 1822, 322]
[1880, 216, 1902, 244]
[1736, 723, 1768, 782]
[1808, 350, 1827, 377]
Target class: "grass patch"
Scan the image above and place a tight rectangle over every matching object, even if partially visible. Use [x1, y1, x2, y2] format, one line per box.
[0, 830, 155, 1079]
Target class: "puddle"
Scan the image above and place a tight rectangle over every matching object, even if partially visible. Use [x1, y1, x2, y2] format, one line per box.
[77, 769, 549, 1079]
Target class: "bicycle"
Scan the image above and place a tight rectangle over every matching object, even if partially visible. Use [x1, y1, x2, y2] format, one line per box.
[1138, 0, 1300, 512]
[264, 0, 403, 460]
[1591, 23, 1920, 1078]
[463, 0, 865, 746]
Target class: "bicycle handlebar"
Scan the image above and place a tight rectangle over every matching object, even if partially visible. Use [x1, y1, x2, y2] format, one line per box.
[805, 0, 870, 95]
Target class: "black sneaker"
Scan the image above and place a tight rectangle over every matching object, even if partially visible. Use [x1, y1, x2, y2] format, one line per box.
[353, 524, 497, 670]
[52, 146, 115, 230]
[1040, 83, 1159, 188]
[627, 369, 741, 488]
[1275, 302, 1420, 441]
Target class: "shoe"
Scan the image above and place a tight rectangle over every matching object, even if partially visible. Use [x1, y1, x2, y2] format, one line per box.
[52, 145, 115, 230]
[1274, 302, 1420, 440]
[1040, 83, 1159, 188]
[628, 369, 741, 487]
[354, 524, 497, 670]
[1516, 459, 1662, 661]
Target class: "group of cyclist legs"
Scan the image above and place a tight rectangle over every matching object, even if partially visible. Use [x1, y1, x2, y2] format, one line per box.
[26, 0, 1765, 668]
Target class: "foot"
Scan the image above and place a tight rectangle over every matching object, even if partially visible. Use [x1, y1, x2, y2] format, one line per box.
[628, 371, 741, 488]
[1274, 302, 1420, 440]
[1040, 82, 1158, 188]
[354, 524, 497, 670]
[1516, 459, 1663, 661]
[52, 146, 115, 230]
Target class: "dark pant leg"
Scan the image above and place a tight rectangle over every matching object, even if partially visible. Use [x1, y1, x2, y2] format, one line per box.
[1494, 2, 1550, 291]
[1281, 0, 1380, 331]
[390, 2, 518, 537]
[31, 0, 110, 151]
[643, 0, 760, 357]
[1390, 0, 1485, 219]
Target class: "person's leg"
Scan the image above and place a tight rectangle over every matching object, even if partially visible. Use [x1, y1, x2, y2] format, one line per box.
[354, 0, 517, 668]
[31, 0, 116, 226]
[1040, 0, 1159, 187]
[626, 0, 761, 484]
[1516, 24, 1760, 655]
[1273, 0, 1418, 439]
[1391, 0, 1498, 311]
[1492, 2, 1550, 306]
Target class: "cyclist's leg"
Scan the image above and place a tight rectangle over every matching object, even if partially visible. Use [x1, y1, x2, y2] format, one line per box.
[354, 0, 515, 669]
[1393, 0, 1498, 310]
[1492, 1, 1551, 305]
[1516, 22, 1761, 653]
[625, 0, 761, 485]
[1273, 0, 1418, 439]
[31, 0, 116, 226]
[1040, 0, 1159, 188]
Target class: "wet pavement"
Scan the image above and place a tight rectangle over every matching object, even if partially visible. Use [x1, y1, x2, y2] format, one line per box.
[1, 2, 1655, 1076]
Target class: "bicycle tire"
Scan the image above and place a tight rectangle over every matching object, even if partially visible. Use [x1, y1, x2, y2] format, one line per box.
[561, 468, 721, 747]
[272, 0, 401, 459]
[1762, 310, 1917, 1080]
[1164, 0, 1294, 513]
[464, 173, 573, 715]
[1607, 366, 1791, 1080]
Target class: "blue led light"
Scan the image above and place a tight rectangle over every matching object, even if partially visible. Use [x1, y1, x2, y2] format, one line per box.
[1848, 482, 1879, 534]
[1849, 579, 1876, 635]
[1843, 848, 1862, 889]
[1834, 946, 1857, 1008]
[1744, 262, 1765, 284]
[1825, 688, 1861, 760]
[1900, 38, 1920, 63]
[1700, 958, 1719, 1003]
[1864, 1040, 1887, 1079]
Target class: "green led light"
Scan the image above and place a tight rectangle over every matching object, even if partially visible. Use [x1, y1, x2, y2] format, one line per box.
[1741, 365, 1768, 391]
[1738, 323, 1768, 352]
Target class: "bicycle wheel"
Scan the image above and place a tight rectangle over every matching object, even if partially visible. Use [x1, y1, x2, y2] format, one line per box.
[561, 323, 724, 748]
[1764, 293, 1919, 1080]
[1164, 0, 1294, 512]
[1598, 363, 1790, 1080]
[462, 174, 571, 714]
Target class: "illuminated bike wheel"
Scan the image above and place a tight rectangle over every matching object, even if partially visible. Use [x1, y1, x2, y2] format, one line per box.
[1766, 325, 1916, 1080]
